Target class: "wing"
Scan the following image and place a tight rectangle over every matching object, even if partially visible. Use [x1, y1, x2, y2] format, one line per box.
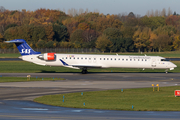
[72, 65, 102, 69]
[59, 59, 102, 69]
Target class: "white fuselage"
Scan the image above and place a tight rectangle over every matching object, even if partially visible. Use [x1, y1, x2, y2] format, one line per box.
[20, 54, 177, 71]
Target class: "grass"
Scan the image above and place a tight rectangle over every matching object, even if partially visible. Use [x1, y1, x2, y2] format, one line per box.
[0, 61, 179, 73]
[0, 53, 21, 58]
[1, 51, 180, 58]
[34, 86, 180, 111]
[0, 76, 65, 82]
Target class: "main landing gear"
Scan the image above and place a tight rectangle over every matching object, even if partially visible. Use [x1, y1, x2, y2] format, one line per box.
[81, 68, 88, 74]
[165, 69, 168, 74]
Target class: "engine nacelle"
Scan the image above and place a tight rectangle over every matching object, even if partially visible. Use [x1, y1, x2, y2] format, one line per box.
[38, 53, 56, 61]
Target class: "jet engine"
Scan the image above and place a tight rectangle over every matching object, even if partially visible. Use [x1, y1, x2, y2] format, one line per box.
[38, 53, 56, 61]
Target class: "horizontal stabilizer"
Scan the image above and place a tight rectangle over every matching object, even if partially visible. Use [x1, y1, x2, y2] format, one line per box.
[5, 39, 41, 56]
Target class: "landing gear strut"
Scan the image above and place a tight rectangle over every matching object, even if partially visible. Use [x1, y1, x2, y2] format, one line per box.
[81, 68, 88, 74]
[165, 69, 168, 74]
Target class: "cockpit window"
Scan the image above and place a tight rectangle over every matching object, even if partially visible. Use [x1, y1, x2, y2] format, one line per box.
[161, 59, 169, 61]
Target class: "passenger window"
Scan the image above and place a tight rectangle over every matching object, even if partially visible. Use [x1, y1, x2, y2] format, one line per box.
[81, 58, 83, 60]
[114, 58, 116, 60]
[66, 57, 67, 59]
[118, 58, 120, 60]
[100, 58, 101, 60]
[107, 58, 109, 60]
[77, 57, 79, 59]
[111, 58, 112, 60]
[104, 58, 105, 60]
[62, 57, 64, 59]
[85, 58, 87, 60]
[70, 57, 71, 59]
[74, 57, 75, 59]
[142, 59, 143, 61]
[134, 59, 136, 61]
[145, 59, 147, 61]
[94, 58, 96, 60]
[122, 59, 124, 61]
[130, 59, 132, 61]
[89, 58, 91, 60]
[126, 59, 128, 61]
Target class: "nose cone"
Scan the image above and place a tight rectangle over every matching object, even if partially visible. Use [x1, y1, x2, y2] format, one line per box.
[174, 64, 177, 68]
[169, 63, 177, 70]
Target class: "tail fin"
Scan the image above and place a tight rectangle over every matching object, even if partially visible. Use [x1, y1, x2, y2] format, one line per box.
[5, 39, 41, 56]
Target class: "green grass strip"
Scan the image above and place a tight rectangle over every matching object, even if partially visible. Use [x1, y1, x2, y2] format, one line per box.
[34, 86, 180, 111]
[0, 76, 65, 82]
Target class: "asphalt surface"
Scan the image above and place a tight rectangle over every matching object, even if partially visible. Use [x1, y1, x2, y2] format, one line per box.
[0, 73, 180, 120]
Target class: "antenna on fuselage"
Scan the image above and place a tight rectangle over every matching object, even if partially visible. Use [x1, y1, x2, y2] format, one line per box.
[116, 53, 118, 56]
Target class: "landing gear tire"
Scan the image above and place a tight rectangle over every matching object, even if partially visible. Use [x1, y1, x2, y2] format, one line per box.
[82, 70, 88, 74]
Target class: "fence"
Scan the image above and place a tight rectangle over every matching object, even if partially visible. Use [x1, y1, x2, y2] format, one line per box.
[0, 48, 101, 54]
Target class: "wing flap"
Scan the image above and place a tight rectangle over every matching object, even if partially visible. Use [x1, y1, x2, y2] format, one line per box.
[72, 65, 102, 68]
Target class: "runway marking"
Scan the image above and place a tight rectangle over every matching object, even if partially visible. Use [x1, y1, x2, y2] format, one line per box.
[22, 108, 48, 111]
[72, 110, 83, 112]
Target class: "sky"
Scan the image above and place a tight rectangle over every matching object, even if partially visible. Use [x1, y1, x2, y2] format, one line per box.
[1, 0, 180, 16]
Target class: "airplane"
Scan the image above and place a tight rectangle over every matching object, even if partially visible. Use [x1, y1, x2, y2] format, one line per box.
[5, 39, 177, 74]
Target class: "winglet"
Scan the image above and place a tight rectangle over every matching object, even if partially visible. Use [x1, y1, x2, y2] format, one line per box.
[59, 59, 69, 66]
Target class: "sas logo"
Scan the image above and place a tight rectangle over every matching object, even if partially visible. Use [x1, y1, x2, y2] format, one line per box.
[21, 49, 31, 54]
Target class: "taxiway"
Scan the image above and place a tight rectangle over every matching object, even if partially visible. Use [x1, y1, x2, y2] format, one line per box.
[0, 73, 180, 120]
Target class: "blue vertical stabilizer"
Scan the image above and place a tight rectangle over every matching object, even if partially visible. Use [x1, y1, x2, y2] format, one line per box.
[5, 39, 41, 56]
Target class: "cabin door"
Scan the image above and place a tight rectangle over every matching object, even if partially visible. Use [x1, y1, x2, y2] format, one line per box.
[151, 59, 156, 67]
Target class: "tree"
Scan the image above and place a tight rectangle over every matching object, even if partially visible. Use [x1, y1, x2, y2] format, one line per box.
[32, 25, 46, 42]
[36, 39, 45, 48]
[139, 16, 165, 30]
[77, 22, 90, 30]
[173, 35, 180, 50]
[128, 12, 135, 18]
[45, 40, 54, 48]
[0, 33, 4, 42]
[124, 17, 138, 27]
[44, 25, 54, 41]
[110, 38, 123, 52]
[154, 34, 171, 52]
[0, 6, 5, 12]
[121, 26, 136, 38]
[133, 27, 151, 52]
[4, 23, 18, 31]
[103, 28, 122, 39]
[59, 41, 72, 48]
[96, 34, 112, 52]
[53, 23, 69, 42]
[123, 38, 134, 52]
[165, 15, 180, 26]
[70, 29, 83, 43]
[82, 29, 98, 42]
[149, 32, 158, 52]
[81, 29, 98, 48]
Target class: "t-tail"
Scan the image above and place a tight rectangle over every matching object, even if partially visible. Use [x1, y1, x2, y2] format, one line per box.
[5, 39, 41, 56]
